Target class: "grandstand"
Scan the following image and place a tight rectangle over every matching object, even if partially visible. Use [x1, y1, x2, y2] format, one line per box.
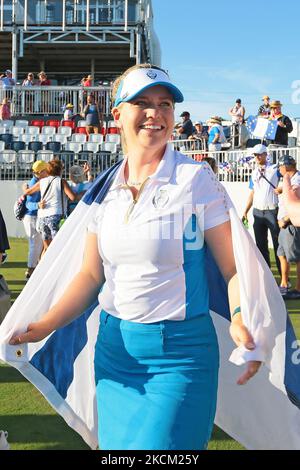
[0, 0, 161, 83]
[1, 1, 300, 239]
[0, 0, 162, 236]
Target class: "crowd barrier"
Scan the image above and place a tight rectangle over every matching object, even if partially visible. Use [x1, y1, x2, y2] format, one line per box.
[0, 86, 111, 116]
[1, 139, 299, 182]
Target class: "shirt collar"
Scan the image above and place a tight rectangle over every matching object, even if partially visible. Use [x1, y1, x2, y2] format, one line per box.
[109, 143, 176, 191]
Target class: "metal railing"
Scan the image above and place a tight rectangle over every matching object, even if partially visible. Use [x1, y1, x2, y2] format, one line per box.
[180, 146, 300, 183]
[0, 0, 146, 28]
[0, 85, 112, 116]
[0, 148, 123, 181]
[1, 144, 299, 182]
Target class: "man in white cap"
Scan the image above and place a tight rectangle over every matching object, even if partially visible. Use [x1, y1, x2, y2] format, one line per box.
[188, 121, 208, 148]
[242, 144, 281, 275]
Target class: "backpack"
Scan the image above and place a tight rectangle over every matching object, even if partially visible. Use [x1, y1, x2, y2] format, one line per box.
[13, 195, 27, 221]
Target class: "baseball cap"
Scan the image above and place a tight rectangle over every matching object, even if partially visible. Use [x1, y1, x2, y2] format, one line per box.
[236, 98, 241, 104]
[194, 121, 203, 125]
[5, 69, 12, 74]
[66, 103, 74, 109]
[252, 144, 268, 155]
[32, 160, 48, 173]
[180, 111, 190, 117]
[278, 155, 296, 166]
[114, 68, 184, 107]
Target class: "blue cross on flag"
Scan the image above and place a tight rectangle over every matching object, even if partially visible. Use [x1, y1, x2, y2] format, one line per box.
[246, 115, 278, 140]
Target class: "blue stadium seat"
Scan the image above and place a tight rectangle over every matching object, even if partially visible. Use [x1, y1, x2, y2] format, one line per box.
[0, 133, 13, 149]
[11, 141, 26, 152]
[28, 141, 43, 153]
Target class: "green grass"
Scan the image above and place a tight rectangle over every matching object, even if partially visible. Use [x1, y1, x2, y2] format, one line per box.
[0, 239, 299, 450]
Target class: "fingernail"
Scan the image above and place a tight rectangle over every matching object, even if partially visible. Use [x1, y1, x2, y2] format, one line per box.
[246, 342, 255, 349]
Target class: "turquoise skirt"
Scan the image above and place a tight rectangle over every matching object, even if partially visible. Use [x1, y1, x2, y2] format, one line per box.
[94, 311, 219, 450]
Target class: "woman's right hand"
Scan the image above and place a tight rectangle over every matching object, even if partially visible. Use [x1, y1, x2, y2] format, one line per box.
[9, 320, 53, 345]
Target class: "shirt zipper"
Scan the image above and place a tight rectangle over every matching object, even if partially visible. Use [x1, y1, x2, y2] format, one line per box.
[124, 178, 149, 224]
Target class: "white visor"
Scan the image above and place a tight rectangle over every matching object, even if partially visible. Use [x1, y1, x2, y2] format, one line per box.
[114, 68, 184, 107]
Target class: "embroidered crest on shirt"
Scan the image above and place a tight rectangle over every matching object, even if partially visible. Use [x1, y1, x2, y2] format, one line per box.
[152, 189, 169, 209]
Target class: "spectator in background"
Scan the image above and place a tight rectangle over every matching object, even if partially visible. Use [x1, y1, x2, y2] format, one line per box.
[188, 121, 208, 151]
[229, 99, 245, 147]
[38, 71, 51, 86]
[63, 103, 75, 121]
[275, 156, 300, 299]
[22, 73, 35, 87]
[82, 94, 103, 136]
[258, 95, 271, 118]
[229, 99, 245, 124]
[189, 121, 208, 141]
[283, 174, 300, 227]
[268, 100, 293, 147]
[207, 116, 226, 153]
[174, 111, 194, 138]
[203, 156, 217, 174]
[22, 160, 48, 280]
[68, 164, 93, 214]
[38, 71, 51, 113]
[242, 144, 281, 275]
[22, 73, 35, 112]
[23, 160, 78, 257]
[80, 74, 93, 109]
[0, 209, 9, 265]
[0, 98, 11, 120]
[81, 74, 93, 87]
[0, 70, 15, 89]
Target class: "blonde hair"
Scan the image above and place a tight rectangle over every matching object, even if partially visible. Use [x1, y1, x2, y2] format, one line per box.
[111, 64, 172, 154]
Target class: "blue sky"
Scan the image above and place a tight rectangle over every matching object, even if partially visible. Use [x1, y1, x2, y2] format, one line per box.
[152, 0, 300, 123]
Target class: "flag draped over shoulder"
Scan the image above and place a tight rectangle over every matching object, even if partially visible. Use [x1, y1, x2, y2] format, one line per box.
[246, 115, 278, 140]
[0, 159, 300, 450]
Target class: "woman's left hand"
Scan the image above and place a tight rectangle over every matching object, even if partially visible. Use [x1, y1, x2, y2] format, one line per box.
[229, 314, 262, 385]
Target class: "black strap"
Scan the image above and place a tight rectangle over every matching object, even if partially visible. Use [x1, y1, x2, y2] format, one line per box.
[60, 179, 65, 216]
[41, 177, 57, 200]
[259, 171, 277, 189]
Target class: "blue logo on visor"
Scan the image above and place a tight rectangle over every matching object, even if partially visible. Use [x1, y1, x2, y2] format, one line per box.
[147, 70, 158, 80]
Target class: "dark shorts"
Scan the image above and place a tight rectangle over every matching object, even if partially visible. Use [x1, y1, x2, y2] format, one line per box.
[277, 226, 300, 262]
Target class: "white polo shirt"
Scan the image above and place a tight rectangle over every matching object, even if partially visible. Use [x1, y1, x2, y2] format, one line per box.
[250, 164, 280, 210]
[88, 145, 231, 323]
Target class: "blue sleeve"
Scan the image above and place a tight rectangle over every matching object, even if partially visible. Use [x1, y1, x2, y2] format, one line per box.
[277, 169, 282, 179]
[26, 201, 39, 211]
[249, 177, 254, 190]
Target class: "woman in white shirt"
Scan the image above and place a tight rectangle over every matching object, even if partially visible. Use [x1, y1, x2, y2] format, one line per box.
[24, 159, 78, 257]
[10, 65, 261, 450]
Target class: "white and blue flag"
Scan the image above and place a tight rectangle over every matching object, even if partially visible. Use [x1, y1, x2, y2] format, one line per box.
[0, 158, 300, 450]
[246, 115, 278, 140]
